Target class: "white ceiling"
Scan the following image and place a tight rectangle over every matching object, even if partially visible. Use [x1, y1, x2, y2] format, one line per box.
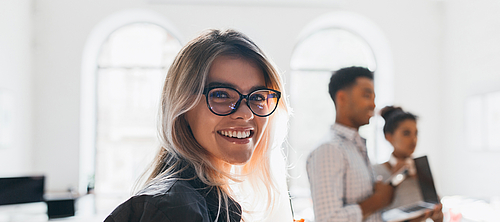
[148, 0, 347, 7]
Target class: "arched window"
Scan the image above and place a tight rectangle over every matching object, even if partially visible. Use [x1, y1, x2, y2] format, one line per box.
[291, 28, 376, 71]
[288, 12, 394, 221]
[80, 10, 183, 213]
[94, 23, 182, 197]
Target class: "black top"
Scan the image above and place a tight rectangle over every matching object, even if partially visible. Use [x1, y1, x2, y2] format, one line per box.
[104, 165, 242, 222]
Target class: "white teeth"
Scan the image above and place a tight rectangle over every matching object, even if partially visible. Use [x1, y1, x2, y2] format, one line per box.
[219, 130, 251, 139]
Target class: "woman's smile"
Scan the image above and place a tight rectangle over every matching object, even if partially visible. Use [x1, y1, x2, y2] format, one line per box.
[185, 55, 269, 165]
[217, 128, 254, 140]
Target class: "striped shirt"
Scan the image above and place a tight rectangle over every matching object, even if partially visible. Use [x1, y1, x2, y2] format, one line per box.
[306, 123, 382, 222]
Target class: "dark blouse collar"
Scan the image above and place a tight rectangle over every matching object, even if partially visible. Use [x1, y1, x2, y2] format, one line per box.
[178, 161, 242, 222]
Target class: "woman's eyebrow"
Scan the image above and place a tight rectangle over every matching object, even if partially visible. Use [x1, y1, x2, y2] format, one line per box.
[249, 85, 269, 92]
[205, 82, 268, 92]
[206, 82, 235, 88]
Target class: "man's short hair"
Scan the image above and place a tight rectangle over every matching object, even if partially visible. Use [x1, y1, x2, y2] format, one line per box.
[328, 66, 374, 104]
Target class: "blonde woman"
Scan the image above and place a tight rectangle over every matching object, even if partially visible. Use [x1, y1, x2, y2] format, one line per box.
[104, 29, 290, 222]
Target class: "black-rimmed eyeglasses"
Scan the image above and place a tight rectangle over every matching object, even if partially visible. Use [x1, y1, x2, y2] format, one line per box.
[203, 86, 281, 117]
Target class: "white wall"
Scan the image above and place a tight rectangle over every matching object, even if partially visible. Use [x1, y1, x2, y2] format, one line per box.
[0, 0, 33, 176]
[32, 0, 444, 194]
[11, 0, 500, 206]
[440, 0, 500, 199]
[7, 0, 500, 207]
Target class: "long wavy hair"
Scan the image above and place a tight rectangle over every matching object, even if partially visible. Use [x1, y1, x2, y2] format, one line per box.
[139, 29, 290, 220]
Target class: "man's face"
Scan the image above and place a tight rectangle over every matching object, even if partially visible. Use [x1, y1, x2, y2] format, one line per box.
[345, 77, 375, 128]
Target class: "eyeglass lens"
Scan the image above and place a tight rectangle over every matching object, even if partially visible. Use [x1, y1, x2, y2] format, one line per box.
[207, 88, 279, 116]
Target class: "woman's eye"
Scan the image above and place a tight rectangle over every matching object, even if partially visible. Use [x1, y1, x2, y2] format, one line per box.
[211, 91, 229, 98]
[250, 94, 266, 101]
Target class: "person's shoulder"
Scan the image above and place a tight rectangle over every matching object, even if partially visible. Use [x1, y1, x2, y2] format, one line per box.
[309, 139, 345, 156]
[104, 191, 173, 222]
[138, 177, 204, 199]
[105, 178, 210, 222]
[306, 140, 346, 165]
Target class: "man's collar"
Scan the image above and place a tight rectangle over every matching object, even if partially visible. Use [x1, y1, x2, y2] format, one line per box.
[332, 123, 359, 141]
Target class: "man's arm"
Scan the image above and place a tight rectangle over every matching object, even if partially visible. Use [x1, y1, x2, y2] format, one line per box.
[358, 181, 394, 220]
[306, 144, 363, 222]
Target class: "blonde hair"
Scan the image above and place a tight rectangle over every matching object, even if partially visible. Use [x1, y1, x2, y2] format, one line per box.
[141, 29, 290, 220]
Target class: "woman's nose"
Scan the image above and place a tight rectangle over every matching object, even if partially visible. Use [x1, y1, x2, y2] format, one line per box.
[230, 102, 254, 120]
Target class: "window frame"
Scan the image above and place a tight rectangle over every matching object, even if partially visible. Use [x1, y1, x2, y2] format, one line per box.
[79, 9, 183, 195]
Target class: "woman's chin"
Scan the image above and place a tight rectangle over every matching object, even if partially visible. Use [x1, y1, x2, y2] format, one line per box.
[215, 153, 252, 166]
[225, 157, 252, 166]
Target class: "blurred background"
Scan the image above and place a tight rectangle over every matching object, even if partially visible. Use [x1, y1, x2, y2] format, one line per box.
[1, 0, 500, 221]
